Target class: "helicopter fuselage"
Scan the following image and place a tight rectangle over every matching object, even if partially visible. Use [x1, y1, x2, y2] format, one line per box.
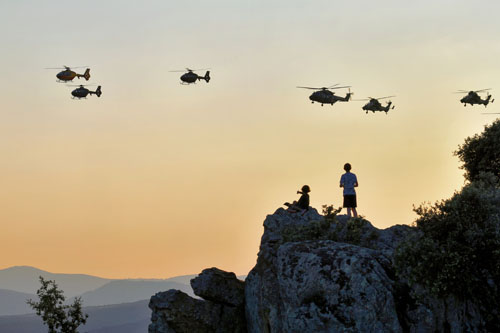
[71, 86, 102, 99]
[362, 99, 393, 114]
[57, 70, 77, 81]
[309, 90, 351, 106]
[180, 72, 199, 83]
[460, 91, 493, 107]
[180, 71, 210, 84]
[56, 68, 90, 82]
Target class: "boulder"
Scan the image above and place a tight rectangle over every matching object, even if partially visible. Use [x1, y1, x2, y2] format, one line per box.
[191, 267, 245, 307]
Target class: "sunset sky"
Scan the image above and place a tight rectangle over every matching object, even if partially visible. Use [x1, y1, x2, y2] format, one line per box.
[1, 0, 500, 279]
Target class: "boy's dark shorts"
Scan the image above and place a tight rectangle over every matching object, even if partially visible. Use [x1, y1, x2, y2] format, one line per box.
[343, 195, 357, 208]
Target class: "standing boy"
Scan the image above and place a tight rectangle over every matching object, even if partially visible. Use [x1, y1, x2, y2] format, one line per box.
[340, 163, 358, 218]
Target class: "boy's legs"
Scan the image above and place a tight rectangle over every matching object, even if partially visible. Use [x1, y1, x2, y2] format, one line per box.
[347, 207, 352, 217]
[352, 208, 358, 218]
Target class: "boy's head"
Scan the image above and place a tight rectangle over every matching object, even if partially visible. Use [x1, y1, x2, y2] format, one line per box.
[344, 163, 352, 172]
[301, 185, 311, 193]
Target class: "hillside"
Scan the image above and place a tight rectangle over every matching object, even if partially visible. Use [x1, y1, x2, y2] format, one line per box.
[0, 300, 150, 333]
[0, 289, 36, 316]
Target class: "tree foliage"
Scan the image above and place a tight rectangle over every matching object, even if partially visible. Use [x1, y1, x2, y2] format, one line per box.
[27, 276, 88, 333]
[455, 119, 500, 182]
[396, 119, 500, 329]
[395, 180, 500, 299]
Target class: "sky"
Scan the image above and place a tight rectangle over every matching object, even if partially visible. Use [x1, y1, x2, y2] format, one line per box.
[1, 0, 500, 279]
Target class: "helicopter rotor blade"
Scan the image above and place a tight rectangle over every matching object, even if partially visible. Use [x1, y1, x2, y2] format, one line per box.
[377, 95, 396, 100]
[481, 113, 500, 115]
[45, 66, 88, 70]
[475, 88, 492, 92]
[296, 86, 322, 90]
[329, 85, 351, 90]
[169, 70, 188, 72]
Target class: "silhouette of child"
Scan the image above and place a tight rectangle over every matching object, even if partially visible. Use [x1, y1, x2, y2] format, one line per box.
[340, 163, 358, 218]
[284, 185, 310, 213]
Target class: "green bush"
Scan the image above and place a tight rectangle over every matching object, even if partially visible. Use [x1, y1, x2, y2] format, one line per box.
[455, 119, 500, 182]
[395, 180, 500, 327]
[27, 276, 88, 333]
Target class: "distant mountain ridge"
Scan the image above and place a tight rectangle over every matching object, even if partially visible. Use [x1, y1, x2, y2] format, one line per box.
[0, 266, 111, 297]
[0, 266, 196, 316]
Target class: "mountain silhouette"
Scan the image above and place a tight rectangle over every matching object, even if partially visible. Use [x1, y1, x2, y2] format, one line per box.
[0, 266, 111, 297]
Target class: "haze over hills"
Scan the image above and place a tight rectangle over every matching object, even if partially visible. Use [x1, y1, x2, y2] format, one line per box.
[0, 266, 111, 297]
[78, 280, 195, 307]
[0, 289, 36, 316]
[0, 266, 196, 316]
[0, 300, 150, 333]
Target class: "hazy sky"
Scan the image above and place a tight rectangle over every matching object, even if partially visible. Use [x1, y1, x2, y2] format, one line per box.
[1, 1, 500, 278]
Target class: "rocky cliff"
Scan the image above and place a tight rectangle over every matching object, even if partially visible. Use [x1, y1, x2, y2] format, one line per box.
[149, 208, 487, 332]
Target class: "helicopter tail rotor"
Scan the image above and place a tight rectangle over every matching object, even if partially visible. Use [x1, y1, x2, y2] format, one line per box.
[203, 71, 211, 83]
[83, 68, 90, 81]
[95, 86, 102, 97]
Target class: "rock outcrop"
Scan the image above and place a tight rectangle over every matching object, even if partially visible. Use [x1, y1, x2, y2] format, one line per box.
[149, 268, 246, 333]
[245, 208, 485, 332]
[149, 208, 488, 332]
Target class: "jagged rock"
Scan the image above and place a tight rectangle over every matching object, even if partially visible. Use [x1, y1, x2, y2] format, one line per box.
[191, 267, 245, 307]
[149, 269, 246, 333]
[149, 289, 220, 333]
[245, 208, 487, 332]
[246, 240, 401, 332]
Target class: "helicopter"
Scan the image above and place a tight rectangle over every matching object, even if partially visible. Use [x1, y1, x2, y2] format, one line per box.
[357, 96, 395, 114]
[456, 89, 494, 107]
[46, 66, 90, 82]
[296, 84, 352, 106]
[68, 84, 102, 99]
[170, 68, 211, 84]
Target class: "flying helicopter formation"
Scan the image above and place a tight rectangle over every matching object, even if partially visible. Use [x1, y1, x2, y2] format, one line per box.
[296, 82, 496, 114]
[47, 65, 103, 99]
[297, 84, 397, 114]
[47, 64, 496, 114]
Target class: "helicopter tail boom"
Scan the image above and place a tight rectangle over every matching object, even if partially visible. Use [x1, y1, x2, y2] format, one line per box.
[484, 94, 493, 106]
[77, 68, 91, 81]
